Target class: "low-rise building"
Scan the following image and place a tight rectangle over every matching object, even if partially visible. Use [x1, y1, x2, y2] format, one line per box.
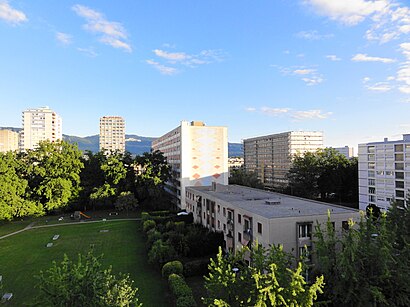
[0, 129, 19, 152]
[185, 184, 359, 260]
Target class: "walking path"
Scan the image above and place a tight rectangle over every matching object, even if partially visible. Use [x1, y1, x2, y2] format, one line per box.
[0, 218, 141, 240]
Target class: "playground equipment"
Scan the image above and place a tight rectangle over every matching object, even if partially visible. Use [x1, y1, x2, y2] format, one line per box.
[73, 211, 91, 220]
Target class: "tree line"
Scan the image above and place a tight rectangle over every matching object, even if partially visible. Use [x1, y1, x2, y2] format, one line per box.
[0, 140, 172, 221]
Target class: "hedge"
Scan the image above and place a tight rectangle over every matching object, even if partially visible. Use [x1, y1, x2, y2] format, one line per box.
[143, 219, 156, 233]
[168, 274, 197, 307]
[183, 258, 210, 277]
[162, 260, 183, 279]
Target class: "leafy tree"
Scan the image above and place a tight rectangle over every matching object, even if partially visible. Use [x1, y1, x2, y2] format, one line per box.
[204, 244, 324, 306]
[0, 151, 41, 220]
[229, 169, 264, 189]
[36, 251, 142, 307]
[115, 191, 139, 215]
[288, 151, 320, 199]
[21, 140, 84, 212]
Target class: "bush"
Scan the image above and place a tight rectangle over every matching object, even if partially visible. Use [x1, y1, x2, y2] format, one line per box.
[168, 274, 193, 298]
[143, 219, 156, 233]
[165, 221, 175, 232]
[146, 229, 162, 250]
[148, 239, 177, 265]
[183, 258, 210, 277]
[175, 221, 185, 233]
[150, 210, 171, 216]
[176, 295, 197, 307]
[141, 212, 151, 221]
[162, 260, 184, 279]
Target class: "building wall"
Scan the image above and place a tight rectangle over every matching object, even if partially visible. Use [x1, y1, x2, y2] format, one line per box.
[21, 107, 62, 151]
[333, 146, 355, 158]
[358, 134, 410, 211]
[0, 129, 19, 152]
[99, 116, 125, 153]
[244, 131, 323, 190]
[152, 121, 228, 209]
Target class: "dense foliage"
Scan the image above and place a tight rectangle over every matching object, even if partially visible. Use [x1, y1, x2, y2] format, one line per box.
[203, 244, 324, 306]
[36, 251, 141, 307]
[288, 148, 358, 205]
[314, 202, 410, 306]
[229, 169, 263, 189]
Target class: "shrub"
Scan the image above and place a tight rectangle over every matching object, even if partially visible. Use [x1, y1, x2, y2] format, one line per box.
[168, 274, 197, 307]
[162, 260, 183, 279]
[148, 239, 177, 265]
[175, 221, 185, 233]
[146, 229, 162, 250]
[141, 212, 151, 221]
[143, 219, 156, 233]
[183, 258, 210, 277]
[150, 210, 171, 216]
[165, 221, 175, 231]
[176, 295, 197, 307]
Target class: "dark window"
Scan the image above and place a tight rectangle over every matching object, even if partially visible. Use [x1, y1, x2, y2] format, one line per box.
[238, 214, 242, 224]
[342, 221, 349, 230]
[257, 222, 262, 234]
[238, 232, 242, 243]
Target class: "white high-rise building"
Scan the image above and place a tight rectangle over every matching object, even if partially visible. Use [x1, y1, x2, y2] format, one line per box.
[0, 129, 19, 152]
[99, 116, 125, 153]
[152, 121, 228, 209]
[21, 107, 62, 151]
[358, 134, 410, 211]
[244, 131, 323, 190]
[333, 146, 355, 159]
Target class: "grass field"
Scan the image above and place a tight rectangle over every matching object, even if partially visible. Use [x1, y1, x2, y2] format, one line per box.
[0, 220, 170, 306]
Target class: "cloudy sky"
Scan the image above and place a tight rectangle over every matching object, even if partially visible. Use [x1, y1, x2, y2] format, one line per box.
[0, 0, 409, 150]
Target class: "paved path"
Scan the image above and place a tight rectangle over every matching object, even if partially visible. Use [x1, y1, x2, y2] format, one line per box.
[0, 218, 141, 240]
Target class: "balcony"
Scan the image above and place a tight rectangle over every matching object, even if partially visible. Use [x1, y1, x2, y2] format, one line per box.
[226, 234, 234, 249]
[243, 228, 252, 241]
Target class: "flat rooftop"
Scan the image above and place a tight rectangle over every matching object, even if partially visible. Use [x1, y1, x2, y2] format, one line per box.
[187, 184, 358, 219]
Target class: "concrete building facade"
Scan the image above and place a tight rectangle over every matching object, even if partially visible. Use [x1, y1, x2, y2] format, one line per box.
[358, 134, 410, 211]
[185, 184, 359, 260]
[244, 131, 323, 190]
[99, 116, 125, 153]
[333, 146, 355, 159]
[21, 107, 62, 151]
[152, 121, 228, 209]
[0, 129, 19, 152]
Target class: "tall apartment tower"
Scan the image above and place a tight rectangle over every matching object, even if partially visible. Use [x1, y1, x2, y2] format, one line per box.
[21, 107, 62, 151]
[0, 129, 19, 152]
[99, 116, 125, 153]
[152, 121, 228, 209]
[358, 134, 410, 211]
[244, 131, 323, 190]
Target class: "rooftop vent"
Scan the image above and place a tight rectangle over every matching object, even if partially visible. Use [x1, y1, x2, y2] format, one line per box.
[265, 198, 281, 205]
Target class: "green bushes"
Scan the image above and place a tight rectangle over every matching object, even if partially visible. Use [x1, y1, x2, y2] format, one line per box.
[148, 239, 176, 265]
[183, 258, 210, 277]
[142, 219, 156, 233]
[162, 260, 183, 279]
[168, 274, 197, 307]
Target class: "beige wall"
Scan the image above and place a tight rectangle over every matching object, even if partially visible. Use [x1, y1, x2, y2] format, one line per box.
[0, 130, 19, 152]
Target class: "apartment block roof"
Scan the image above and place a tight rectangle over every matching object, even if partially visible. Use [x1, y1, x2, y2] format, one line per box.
[187, 184, 358, 219]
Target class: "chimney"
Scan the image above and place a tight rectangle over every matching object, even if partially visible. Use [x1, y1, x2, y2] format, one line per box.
[384, 138, 388, 142]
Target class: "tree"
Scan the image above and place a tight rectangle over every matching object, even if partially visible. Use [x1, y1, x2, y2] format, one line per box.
[115, 191, 139, 215]
[0, 151, 41, 220]
[20, 140, 84, 212]
[36, 251, 142, 307]
[204, 244, 324, 306]
[229, 169, 264, 189]
[288, 152, 320, 199]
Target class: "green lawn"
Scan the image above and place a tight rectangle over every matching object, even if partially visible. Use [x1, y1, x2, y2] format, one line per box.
[0, 220, 32, 237]
[0, 220, 170, 306]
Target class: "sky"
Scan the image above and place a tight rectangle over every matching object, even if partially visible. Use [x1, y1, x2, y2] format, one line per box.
[0, 0, 409, 150]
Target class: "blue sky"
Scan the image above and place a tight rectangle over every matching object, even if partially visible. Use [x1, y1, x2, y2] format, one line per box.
[0, 0, 409, 150]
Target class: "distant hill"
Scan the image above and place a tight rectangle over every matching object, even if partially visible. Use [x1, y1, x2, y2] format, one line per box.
[1, 127, 243, 157]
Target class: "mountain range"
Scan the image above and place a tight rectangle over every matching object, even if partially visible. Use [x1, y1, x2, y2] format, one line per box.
[1, 127, 243, 157]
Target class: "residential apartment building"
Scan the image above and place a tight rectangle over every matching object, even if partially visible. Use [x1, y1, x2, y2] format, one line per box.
[244, 131, 323, 190]
[0, 129, 19, 152]
[99, 116, 125, 153]
[152, 121, 228, 209]
[185, 184, 359, 260]
[21, 107, 62, 151]
[333, 146, 355, 159]
[358, 134, 410, 211]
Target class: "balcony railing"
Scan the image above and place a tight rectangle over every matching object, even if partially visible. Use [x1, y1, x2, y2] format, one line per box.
[243, 228, 252, 241]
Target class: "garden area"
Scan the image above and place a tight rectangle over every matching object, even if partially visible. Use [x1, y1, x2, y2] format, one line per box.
[0, 220, 169, 306]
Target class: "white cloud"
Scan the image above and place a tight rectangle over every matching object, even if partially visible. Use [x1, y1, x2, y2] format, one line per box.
[0, 1, 27, 25]
[153, 49, 188, 61]
[351, 53, 396, 63]
[302, 76, 324, 86]
[304, 0, 388, 26]
[245, 107, 256, 112]
[366, 82, 392, 91]
[296, 30, 334, 40]
[387, 76, 395, 81]
[77, 47, 98, 57]
[56, 32, 72, 45]
[397, 43, 410, 93]
[326, 55, 341, 61]
[363, 77, 371, 83]
[294, 69, 315, 75]
[291, 109, 333, 120]
[72, 4, 131, 52]
[146, 59, 178, 75]
[260, 107, 290, 116]
[277, 66, 324, 86]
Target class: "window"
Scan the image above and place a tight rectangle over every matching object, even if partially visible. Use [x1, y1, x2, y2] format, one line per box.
[238, 232, 242, 243]
[396, 172, 404, 179]
[223, 208, 226, 217]
[238, 214, 242, 224]
[395, 153, 404, 161]
[368, 162, 375, 169]
[258, 222, 262, 234]
[217, 205, 220, 213]
[395, 163, 404, 170]
[368, 179, 375, 185]
[369, 195, 375, 202]
[244, 219, 250, 230]
[218, 220, 221, 229]
[395, 144, 404, 152]
[223, 224, 226, 232]
[367, 146, 375, 153]
[396, 181, 405, 189]
[342, 221, 349, 231]
[298, 224, 312, 238]
[368, 170, 375, 177]
[396, 190, 405, 198]
[369, 187, 376, 194]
